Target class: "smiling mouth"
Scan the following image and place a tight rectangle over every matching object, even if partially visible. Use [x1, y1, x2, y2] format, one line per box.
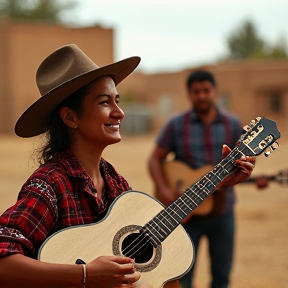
[105, 122, 121, 129]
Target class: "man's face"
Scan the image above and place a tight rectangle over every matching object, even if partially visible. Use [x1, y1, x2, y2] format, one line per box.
[188, 80, 216, 114]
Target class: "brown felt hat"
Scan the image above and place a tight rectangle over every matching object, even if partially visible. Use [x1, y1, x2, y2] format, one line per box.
[15, 44, 141, 138]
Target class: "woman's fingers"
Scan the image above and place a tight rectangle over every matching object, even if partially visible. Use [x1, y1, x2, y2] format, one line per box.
[222, 144, 232, 158]
[117, 271, 141, 284]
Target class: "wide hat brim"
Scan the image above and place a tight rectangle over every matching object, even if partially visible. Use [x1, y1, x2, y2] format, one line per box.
[15, 55, 140, 138]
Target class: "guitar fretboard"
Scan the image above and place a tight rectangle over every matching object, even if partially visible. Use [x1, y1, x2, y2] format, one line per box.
[143, 146, 244, 246]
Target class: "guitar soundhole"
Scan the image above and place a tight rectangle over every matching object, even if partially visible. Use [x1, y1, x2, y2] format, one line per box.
[121, 232, 153, 263]
[112, 225, 162, 272]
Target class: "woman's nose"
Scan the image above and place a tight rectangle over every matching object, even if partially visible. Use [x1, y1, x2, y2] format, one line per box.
[111, 103, 125, 119]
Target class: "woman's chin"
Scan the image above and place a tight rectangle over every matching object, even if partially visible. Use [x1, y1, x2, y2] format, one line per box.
[106, 134, 122, 145]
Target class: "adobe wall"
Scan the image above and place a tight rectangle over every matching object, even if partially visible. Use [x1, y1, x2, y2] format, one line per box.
[0, 21, 113, 133]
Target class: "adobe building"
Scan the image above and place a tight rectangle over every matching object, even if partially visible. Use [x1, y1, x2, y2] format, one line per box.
[0, 19, 114, 134]
[119, 60, 288, 137]
[0, 20, 287, 139]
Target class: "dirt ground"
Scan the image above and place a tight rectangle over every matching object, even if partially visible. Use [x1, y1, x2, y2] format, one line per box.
[0, 133, 287, 288]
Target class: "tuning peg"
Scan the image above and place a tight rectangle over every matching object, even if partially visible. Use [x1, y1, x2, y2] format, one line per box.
[250, 119, 256, 126]
[243, 125, 251, 132]
[271, 142, 279, 150]
[264, 148, 272, 157]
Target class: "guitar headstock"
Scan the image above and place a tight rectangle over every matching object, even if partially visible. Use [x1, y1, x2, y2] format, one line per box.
[276, 169, 288, 186]
[237, 117, 280, 157]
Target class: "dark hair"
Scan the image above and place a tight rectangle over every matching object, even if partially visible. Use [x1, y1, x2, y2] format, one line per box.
[37, 82, 93, 165]
[186, 70, 216, 90]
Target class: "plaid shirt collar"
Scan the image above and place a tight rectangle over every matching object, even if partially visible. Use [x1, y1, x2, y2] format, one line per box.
[190, 107, 225, 123]
[55, 149, 91, 180]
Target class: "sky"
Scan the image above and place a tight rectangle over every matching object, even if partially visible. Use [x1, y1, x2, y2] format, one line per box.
[62, 0, 288, 73]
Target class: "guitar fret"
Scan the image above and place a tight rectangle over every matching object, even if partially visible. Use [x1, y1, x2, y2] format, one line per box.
[157, 210, 178, 232]
[171, 207, 185, 219]
[173, 201, 188, 216]
[156, 221, 171, 235]
[166, 206, 183, 223]
[203, 174, 216, 187]
[157, 213, 175, 233]
[145, 224, 162, 242]
[208, 171, 220, 182]
[184, 191, 198, 206]
[212, 172, 222, 181]
[182, 193, 197, 210]
[217, 163, 231, 175]
[148, 220, 168, 237]
[193, 183, 209, 195]
[193, 192, 203, 201]
[178, 197, 192, 209]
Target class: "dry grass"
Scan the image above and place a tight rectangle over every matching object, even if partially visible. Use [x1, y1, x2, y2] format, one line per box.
[0, 133, 287, 288]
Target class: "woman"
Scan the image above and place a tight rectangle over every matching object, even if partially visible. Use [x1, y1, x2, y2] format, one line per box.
[0, 44, 255, 288]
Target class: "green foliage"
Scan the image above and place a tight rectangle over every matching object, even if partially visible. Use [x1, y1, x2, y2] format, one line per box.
[0, 0, 77, 23]
[225, 20, 288, 60]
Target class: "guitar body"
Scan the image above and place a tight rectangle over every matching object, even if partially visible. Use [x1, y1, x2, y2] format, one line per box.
[157, 161, 214, 216]
[39, 191, 194, 288]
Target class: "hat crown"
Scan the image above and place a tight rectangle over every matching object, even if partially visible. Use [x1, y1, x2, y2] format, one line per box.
[36, 44, 98, 96]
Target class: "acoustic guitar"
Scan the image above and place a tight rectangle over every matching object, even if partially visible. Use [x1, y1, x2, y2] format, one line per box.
[158, 162, 288, 218]
[38, 117, 280, 288]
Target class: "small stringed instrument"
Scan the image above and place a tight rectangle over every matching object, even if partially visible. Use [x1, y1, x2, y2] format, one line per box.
[245, 169, 288, 185]
[158, 163, 288, 218]
[38, 117, 280, 288]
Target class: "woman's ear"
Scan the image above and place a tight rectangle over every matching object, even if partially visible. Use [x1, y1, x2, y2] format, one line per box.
[60, 107, 77, 129]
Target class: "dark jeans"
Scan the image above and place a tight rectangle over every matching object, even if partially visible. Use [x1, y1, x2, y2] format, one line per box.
[180, 210, 235, 288]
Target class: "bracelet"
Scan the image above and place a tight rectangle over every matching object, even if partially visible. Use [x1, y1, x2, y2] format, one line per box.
[82, 264, 86, 288]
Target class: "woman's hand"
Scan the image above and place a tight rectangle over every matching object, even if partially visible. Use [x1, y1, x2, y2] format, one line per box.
[86, 256, 140, 288]
[220, 144, 256, 187]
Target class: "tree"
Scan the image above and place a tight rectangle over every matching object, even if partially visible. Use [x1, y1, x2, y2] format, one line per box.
[0, 0, 77, 23]
[225, 20, 287, 60]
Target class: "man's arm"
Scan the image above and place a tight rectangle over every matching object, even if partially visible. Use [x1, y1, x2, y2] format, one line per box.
[148, 146, 179, 206]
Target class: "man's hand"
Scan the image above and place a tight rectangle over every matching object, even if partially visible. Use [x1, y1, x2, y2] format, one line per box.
[221, 144, 256, 187]
[255, 176, 269, 189]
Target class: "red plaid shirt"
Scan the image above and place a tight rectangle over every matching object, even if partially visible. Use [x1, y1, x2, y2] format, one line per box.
[0, 149, 130, 259]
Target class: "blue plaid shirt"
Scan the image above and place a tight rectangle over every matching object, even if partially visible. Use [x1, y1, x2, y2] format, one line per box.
[156, 108, 242, 214]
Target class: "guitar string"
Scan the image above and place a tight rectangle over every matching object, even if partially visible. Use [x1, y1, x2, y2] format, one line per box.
[122, 147, 244, 258]
[122, 147, 242, 258]
[150, 148, 242, 227]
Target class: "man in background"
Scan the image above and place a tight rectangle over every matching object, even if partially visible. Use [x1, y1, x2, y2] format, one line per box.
[148, 70, 243, 288]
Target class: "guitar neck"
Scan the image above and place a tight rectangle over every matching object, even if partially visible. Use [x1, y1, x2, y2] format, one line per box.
[143, 146, 244, 246]
[142, 116, 280, 247]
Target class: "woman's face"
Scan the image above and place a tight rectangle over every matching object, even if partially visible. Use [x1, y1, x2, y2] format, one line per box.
[73, 76, 125, 148]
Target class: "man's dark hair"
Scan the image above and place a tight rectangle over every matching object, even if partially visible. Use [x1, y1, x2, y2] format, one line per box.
[186, 70, 216, 90]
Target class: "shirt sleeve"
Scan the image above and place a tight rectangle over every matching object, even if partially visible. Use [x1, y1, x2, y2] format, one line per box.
[0, 178, 58, 258]
[156, 118, 176, 152]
